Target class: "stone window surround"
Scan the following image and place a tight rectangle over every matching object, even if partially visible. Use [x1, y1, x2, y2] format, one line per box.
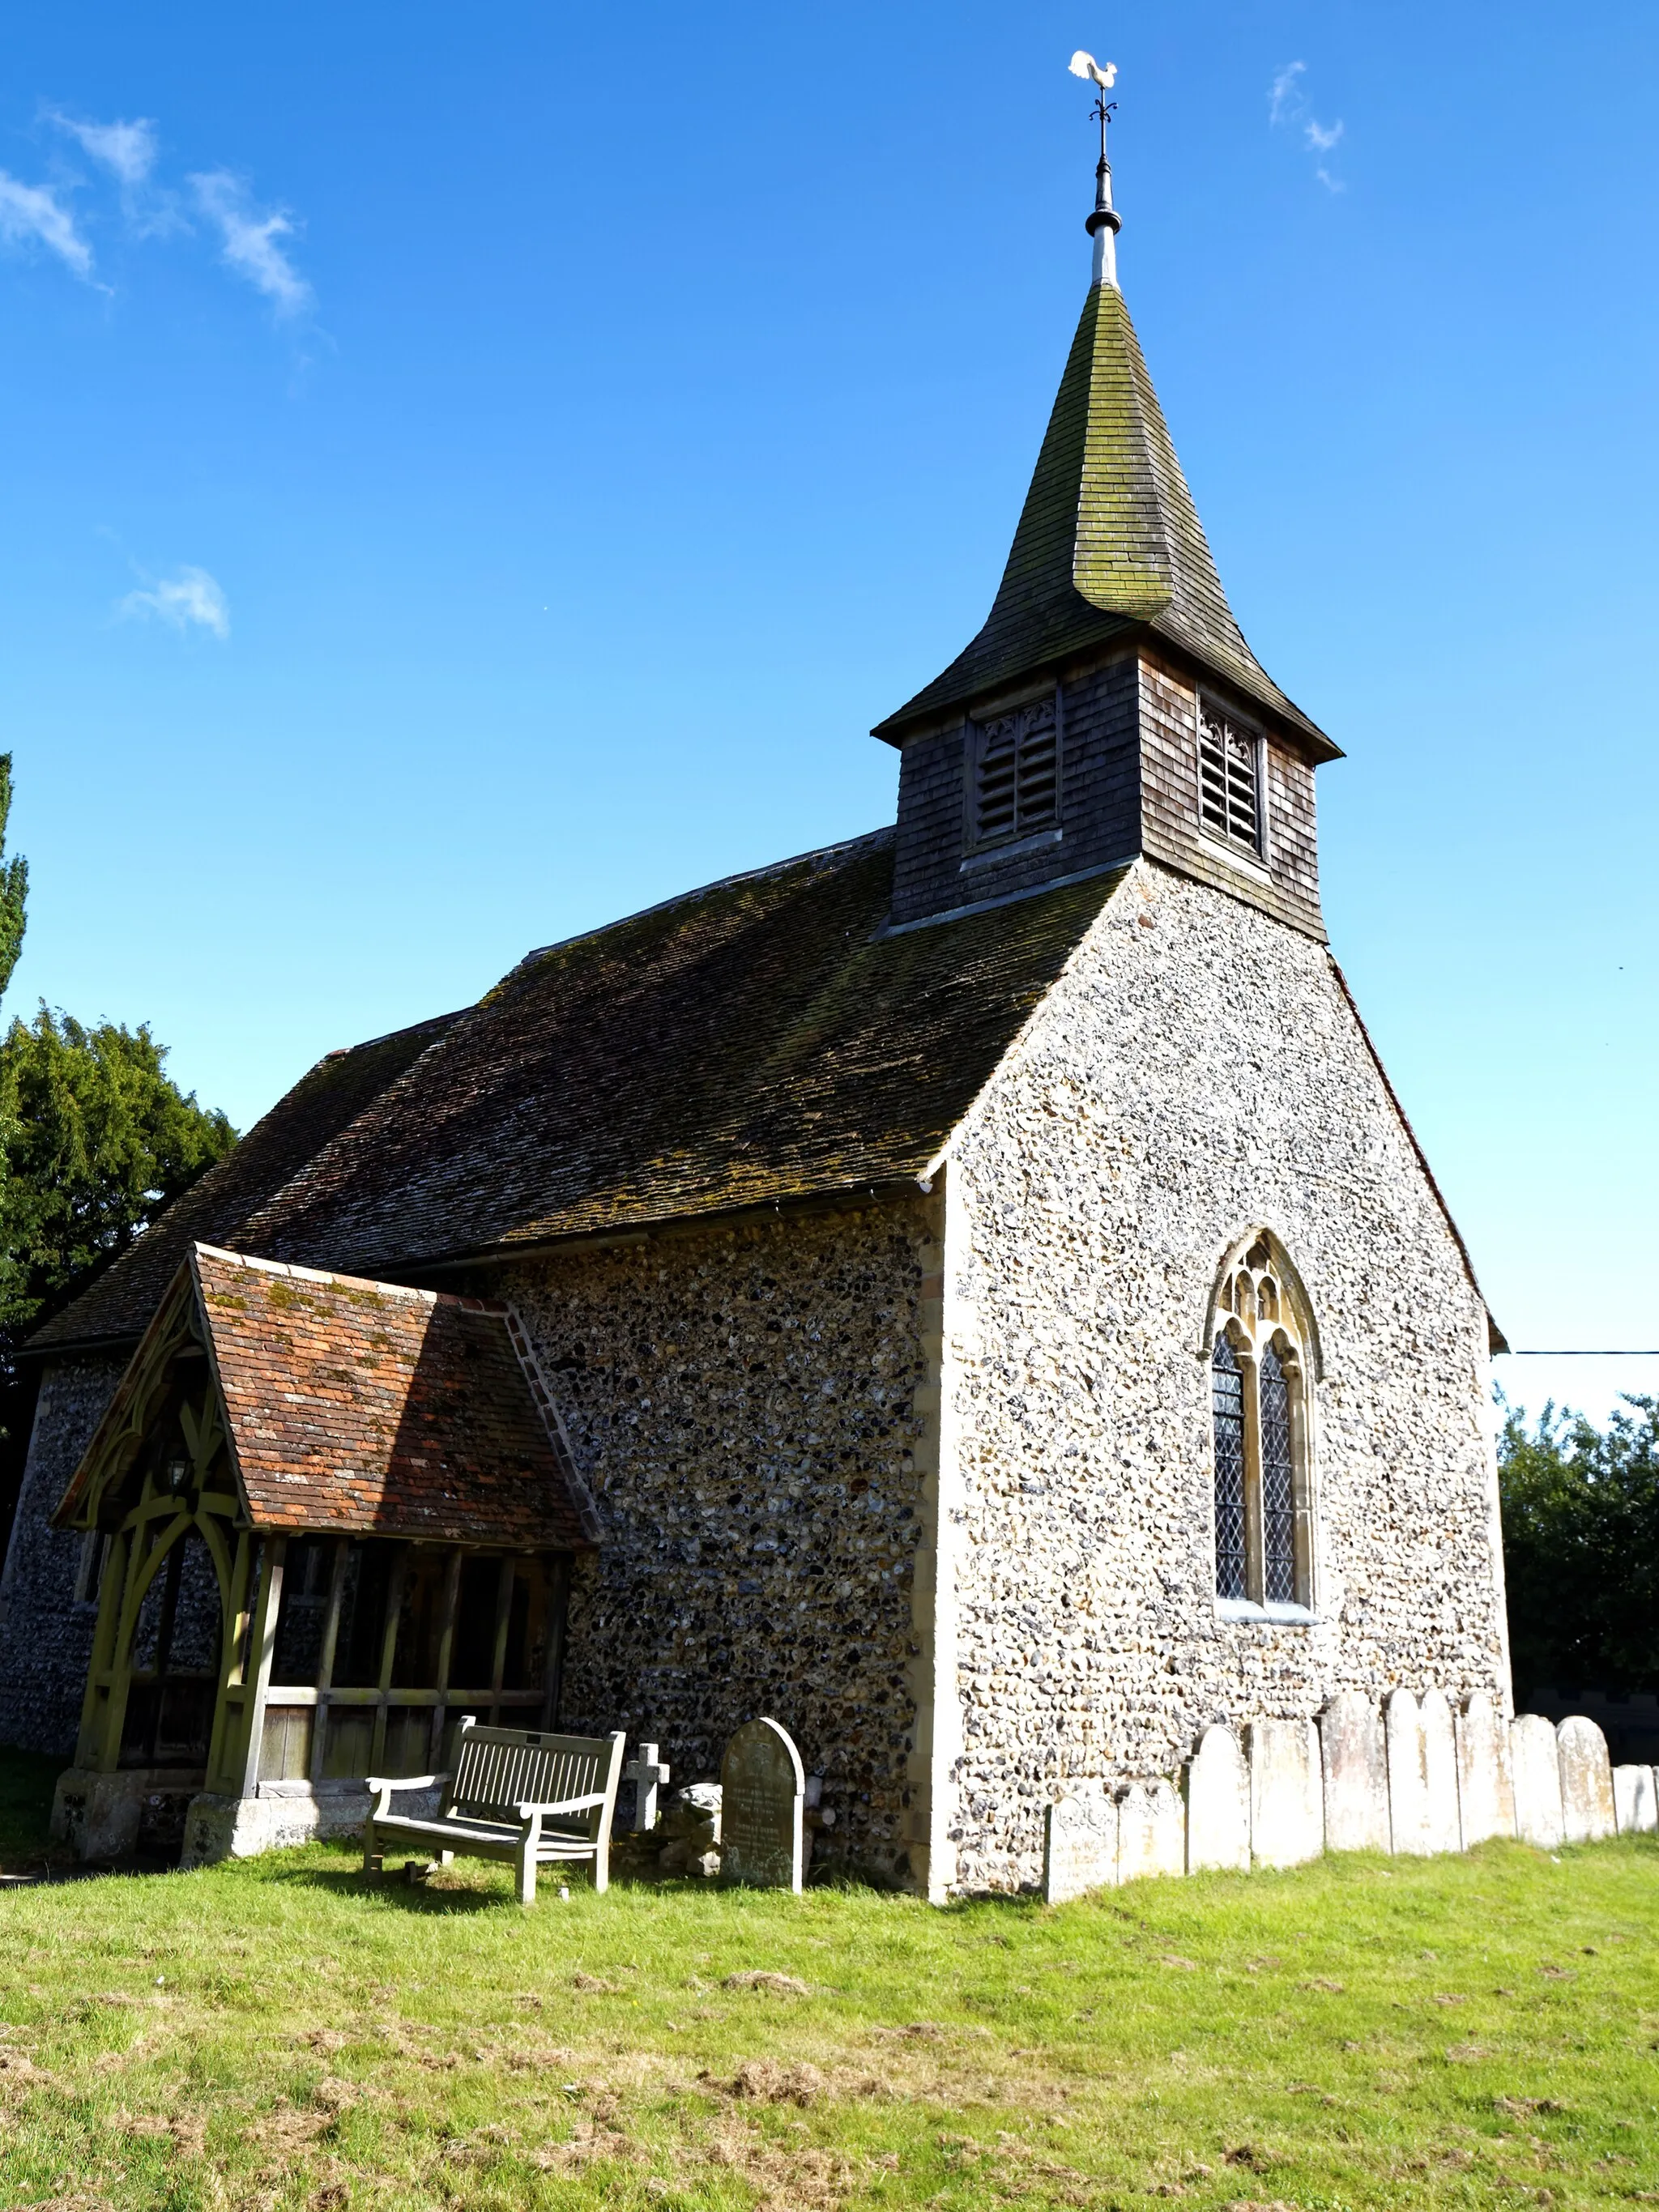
[1207, 1235, 1320, 1620]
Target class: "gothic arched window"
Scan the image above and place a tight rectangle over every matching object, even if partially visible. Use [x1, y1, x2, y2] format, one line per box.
[1208, 1238, 1316, 1613]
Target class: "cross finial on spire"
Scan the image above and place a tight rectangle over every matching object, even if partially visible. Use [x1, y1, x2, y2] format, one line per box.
[1068, 50, 1121, 288]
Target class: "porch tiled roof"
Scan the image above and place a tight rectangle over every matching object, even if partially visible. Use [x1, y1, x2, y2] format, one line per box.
[55, 1245, 601, 1548]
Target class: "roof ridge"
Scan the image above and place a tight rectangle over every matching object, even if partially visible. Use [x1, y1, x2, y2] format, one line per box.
[191, 1241, 503, 1314]
[511, 825, 895, 973]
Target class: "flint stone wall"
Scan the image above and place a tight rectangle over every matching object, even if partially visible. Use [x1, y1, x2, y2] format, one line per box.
[0, 1356, 127, 1755]
[491, 1200, 935, 1886]
[942, 859, 1509, 1891]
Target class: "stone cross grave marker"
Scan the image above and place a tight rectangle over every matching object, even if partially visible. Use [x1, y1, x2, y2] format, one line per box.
[625, 1742, 672, 1832]
[719, 1717, 804, 1892]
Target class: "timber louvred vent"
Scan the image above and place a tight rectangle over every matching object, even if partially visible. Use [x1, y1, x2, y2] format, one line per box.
[1198, 699, 1261, 855]
[972, 696, 1059, 847]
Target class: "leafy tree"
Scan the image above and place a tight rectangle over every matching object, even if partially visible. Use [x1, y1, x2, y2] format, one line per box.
[1499, 1393, 1659, 1695]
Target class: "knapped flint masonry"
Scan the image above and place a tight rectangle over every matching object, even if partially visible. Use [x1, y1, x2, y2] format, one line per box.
[4, 75, 1515, 1893]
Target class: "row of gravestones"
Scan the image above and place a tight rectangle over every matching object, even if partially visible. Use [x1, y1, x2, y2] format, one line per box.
[1045, 1690, 1659, 1905]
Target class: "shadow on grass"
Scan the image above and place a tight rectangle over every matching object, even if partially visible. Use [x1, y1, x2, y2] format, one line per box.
[270, 1861, 539, 1914]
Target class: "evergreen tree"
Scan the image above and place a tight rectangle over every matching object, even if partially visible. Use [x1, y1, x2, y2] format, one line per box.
[0, 758, 26, 1004]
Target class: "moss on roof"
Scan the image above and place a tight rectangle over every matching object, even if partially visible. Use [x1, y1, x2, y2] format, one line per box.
[219, 833, 1128, 1280]
[874, 283, 1334, 755]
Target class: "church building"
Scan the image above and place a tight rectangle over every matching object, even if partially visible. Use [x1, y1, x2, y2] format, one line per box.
[0, 109, 1510, 1896]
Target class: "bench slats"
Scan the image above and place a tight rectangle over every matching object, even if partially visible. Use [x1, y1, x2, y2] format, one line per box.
[365, 1720, 625, 1904]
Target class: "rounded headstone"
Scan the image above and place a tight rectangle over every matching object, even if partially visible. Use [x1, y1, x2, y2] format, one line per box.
[1556, 1715, 1615, 1844]
[719, 1717, 805, 1892]
[1320, 1690, 1390, 1854]
[1456, 1691, 1516, 1846]
[1510, 1713, 1565, 1850]
[1183, 1724, 1249, 1873]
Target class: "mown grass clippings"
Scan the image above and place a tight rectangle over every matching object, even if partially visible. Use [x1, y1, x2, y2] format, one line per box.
[0, 1792, 1649, 2207]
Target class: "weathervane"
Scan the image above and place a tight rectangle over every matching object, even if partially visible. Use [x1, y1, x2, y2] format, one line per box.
[1068, 50, 1122, 288]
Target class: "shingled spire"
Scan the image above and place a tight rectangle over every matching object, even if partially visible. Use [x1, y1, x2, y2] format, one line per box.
[874, 84, 1333, 756]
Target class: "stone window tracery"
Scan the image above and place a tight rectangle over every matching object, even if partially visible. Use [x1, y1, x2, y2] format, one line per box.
[1209, 1238, 1315, 1614]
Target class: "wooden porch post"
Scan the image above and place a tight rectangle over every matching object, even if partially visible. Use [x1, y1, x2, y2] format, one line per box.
[233, 1536, 287, 1800]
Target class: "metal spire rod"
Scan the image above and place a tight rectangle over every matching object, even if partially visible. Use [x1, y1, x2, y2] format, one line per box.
[1068, 51, 1121, 288]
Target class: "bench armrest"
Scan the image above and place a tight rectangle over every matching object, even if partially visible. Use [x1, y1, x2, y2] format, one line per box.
[514, 1791, 608, 1819]
[365, 1772, 448, 1795]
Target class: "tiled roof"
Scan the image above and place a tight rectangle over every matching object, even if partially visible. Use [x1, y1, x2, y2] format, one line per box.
[28, 1011, 462, 1357]
[55, 1245, 602, 1548]
[228, 834, 1128, 1279]
[32, 835, 1127, 1339]
[873, 283, 1336, 756]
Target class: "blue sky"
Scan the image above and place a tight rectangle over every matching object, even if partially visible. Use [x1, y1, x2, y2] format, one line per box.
[1, 3, 1654, 1423]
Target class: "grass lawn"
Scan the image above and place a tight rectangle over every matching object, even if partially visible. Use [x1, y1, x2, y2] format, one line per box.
[0, 1758, 1651, 2210]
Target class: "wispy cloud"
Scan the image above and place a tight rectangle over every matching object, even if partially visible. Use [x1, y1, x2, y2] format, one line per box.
[1269, 62, 1346, 192]
[189, 169, 311, 316]
[48, 111, 157, 189]
[0, 170, 93, 278]
[118, 565, 229, 639]
[1269, 62, 1306, 127]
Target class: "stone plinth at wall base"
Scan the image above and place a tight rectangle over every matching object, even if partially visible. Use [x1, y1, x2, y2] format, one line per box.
[51, 1767, 205, 1862]
[180, 1782, 443, 1869]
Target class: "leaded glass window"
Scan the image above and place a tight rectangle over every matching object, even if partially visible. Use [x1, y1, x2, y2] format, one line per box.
[1209, 1238, 1316, 1611]
[1212, 1336, 1247, 1600]
[1259, 1341, 1295, 1604]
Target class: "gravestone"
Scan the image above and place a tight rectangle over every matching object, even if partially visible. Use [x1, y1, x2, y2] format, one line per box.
[1419, 1689, 1462, 1854]
[1043, 1784, 1118, 1903]
[1384, 1689, 1430, 1855]
[1320, 1690, 1390, 1853]
[625, 1741, 671, 1832]
[1247, 1719, 1323, 1868]
[1456, 1691, 1516, 1845]
[1613, 1763, 1657, 1835]
[1555, 1716, 1616, 1844]
[1115, 1779, 1185, 1884]
[1183, 1724, 1249, 1873]
[719, 1717, 805, 1892]
[1510, 1714, 1565, 1849]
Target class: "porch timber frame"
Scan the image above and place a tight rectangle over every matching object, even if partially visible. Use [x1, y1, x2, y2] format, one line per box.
[62, 1266, 576, 1804]
[250, 1536, 573, 1801]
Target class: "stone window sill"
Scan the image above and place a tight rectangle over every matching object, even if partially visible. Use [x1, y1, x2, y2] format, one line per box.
[960, 827, 1062, 873]
[1215, 1597, 1316, 1627]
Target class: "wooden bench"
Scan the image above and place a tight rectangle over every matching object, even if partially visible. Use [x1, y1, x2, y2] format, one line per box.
[364, 1720, 626, 1903]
